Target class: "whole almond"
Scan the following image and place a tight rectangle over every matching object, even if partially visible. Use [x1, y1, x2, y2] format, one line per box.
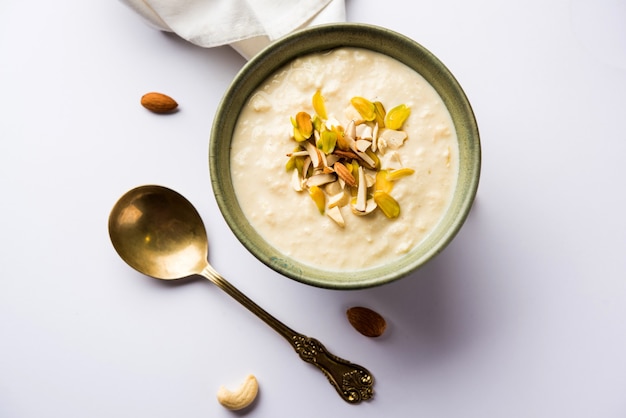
[346, 306, 387, 337]
[140, 92, 178, 114]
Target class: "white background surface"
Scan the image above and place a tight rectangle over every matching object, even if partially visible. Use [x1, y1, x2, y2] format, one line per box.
[1, 0, 625, 417]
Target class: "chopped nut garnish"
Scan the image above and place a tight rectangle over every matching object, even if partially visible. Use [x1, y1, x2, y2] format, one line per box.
[326, 206, 345, 227]
[384, 104, 411, 130]
[286, 90, 414, 225]
[308, 185, 325, 214]
[373, 191, 401, 219]
[334, 162, 356, 187]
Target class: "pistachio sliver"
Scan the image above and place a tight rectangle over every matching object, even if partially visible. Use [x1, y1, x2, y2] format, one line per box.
[295, 111, 313, 139]
[318, 130, 337, 154]
[386, 167, 415, 181]
[312, 89, 328, 120]
[384, 104, 410, 130]
[374, 191, 400, 219]
[308, 185, 325, 214]
[350, 97, 376, 121]
[292, 125, 307, 142]
[375, 170, 394, 193]
[334, 125, 350, 151]
[326, 206, 345, 227]
[374, 101, 386, 128]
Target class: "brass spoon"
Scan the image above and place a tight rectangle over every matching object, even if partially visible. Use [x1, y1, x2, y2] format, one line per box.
[108, 185, 373, 403]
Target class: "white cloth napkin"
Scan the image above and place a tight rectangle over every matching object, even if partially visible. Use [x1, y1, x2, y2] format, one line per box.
[119, 0, 346, 59]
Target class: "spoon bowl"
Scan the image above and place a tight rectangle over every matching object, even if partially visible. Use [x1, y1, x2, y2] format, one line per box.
[108, 185, 208, 280]
[108, 185, 374, 404]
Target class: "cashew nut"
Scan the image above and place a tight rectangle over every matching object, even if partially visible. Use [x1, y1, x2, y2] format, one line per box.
[216, 374, 259, 410]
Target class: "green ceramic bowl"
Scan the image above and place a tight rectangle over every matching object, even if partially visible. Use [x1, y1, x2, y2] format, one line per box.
[210, 23, 480, 289]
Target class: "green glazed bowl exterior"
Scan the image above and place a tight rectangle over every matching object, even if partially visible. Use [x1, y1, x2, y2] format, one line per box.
[210, 23, 481, 289]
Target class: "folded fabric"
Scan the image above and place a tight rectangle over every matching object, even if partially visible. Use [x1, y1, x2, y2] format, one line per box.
[119, 0, 346, 59]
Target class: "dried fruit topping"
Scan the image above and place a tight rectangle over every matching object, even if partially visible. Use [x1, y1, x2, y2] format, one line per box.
[373, 101, 386, 128]
[334, 162, 356, 187]
[346, 306, 387, 337]
[293, 111, 313, 141]
[318, 130, 337, 154]
[375, 170, 394, 194]
[326, 206, 345, 227]
[286, 90, 413, 225]
[373, 191, 401, 219]
[312, 89, 328, 120]
[386, 167, 415, 181]
[384, 104, 411, 130]
[308, 185, 325, 214]
[350, 97, 377, 122]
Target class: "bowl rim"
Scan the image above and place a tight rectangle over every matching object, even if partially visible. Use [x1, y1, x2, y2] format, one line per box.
[210, 22, 481, 289]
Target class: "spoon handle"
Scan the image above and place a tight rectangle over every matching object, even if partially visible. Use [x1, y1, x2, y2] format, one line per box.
[202, 265, 374, 404]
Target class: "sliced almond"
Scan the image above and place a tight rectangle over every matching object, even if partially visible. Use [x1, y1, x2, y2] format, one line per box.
[333, 162, 356, 187]
[355, 166, 367, 212]
[291, 168, 303, 191]
[364, 169, 377, 188]
[301, 156, 312, 180]
[319, 150, 329, 168]
[333, 149, 360, 160]
[326, 153, 340, 166]
[324, 180, 343, 196]
[355, 139, 372, 152]
[327, 189, 349, 209]
[371, 123, 379, 152]
[326, 206, 345, 227]
[355, 150, 376, 168]
[286, 150, 309, 158]
[304, 141, 321, 168]
[356, 124, 373, 140]
[306, 173, 336, 187]
[351, 198, 377, 215]
[345, 120, 357, 141]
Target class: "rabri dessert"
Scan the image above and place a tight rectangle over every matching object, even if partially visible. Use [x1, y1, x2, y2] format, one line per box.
[230, 47, 459, 271]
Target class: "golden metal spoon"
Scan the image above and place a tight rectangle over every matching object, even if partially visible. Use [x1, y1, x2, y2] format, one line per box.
[108, 185, 373, 403]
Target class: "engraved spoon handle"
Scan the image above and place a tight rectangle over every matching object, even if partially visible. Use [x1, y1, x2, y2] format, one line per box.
[201, 265, 374, 404]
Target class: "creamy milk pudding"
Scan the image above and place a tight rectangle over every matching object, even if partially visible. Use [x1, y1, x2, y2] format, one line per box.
[230, 47, 459, 271]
